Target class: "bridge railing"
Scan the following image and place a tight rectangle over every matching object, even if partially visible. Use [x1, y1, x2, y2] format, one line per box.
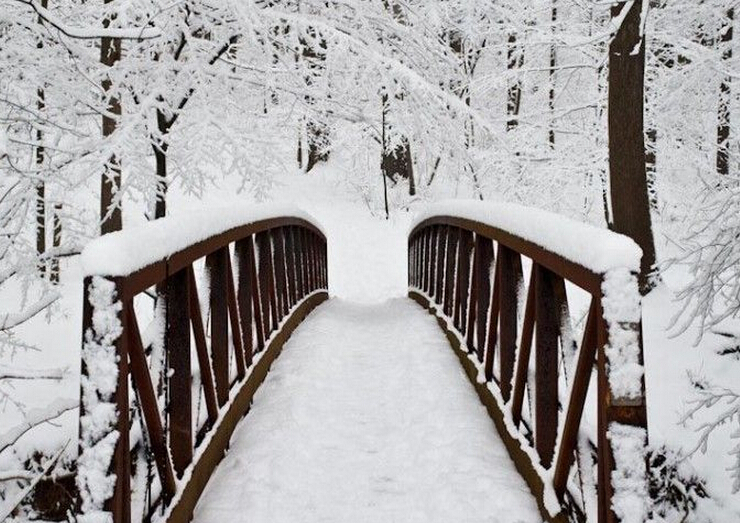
[78, 206, 328, 523]
[407, 202, 648, 523]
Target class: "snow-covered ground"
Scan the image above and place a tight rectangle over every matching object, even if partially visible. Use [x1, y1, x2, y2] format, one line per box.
[193, 298, 540, 523]
[2, 157, 740, 521]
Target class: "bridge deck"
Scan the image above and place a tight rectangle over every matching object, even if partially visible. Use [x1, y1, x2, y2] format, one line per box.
[193, 297, 539, 523]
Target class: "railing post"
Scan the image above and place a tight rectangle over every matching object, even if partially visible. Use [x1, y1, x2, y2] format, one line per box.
[443, 227, 459, 317]
[474, 236, 493, 363]
[534, 263, 559, 467]
[206, 247, 230, 406]
[256, 231, 274, 338]
[273, 228, 289, 320]
[235, 238, 255, 366]
[166, 267, 192, 477]
[435, 225, 447, 303]
[497, 245, 522, 402]
[79, 277, 131, 523]
[454, 230, 473, 333]
[427, 227, 437, 296]
[294, 228, 306, 299]
[284, 227, 297, 308]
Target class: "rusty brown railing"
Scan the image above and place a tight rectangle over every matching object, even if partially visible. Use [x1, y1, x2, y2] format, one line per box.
[78, 215, 327, 523]
[408, 212, 648, 523]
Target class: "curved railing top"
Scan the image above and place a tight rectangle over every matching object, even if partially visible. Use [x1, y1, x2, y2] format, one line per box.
[410, 200, 641, 294]
[81, 204, 324, 297]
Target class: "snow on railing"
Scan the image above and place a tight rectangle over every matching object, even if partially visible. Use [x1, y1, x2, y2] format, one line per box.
[77, 206, 328, 523]
[408, 200, 649, 523]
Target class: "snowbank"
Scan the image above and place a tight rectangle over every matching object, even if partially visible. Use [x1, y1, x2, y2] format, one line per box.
[410, 200, 642, 275]
[81, 204, 323, 277]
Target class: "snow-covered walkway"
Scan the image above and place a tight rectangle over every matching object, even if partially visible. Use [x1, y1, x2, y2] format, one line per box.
[193, 298, 540, 523]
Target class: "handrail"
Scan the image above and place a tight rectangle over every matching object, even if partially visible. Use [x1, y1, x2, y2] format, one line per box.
[78, 210, 328, 523]
[408, 205, 648, 523]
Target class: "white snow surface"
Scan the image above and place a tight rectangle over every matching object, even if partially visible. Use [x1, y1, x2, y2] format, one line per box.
[81, 204, 322, 277]
[411, 200, 642, 275]
[193, 298, 540, 523]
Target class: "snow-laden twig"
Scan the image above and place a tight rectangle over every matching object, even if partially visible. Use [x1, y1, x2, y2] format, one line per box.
[0, 398, 77, 455]
[0, 365, 67, 381]
[12, 0, 162, 40]
[0, 292, 60, 330]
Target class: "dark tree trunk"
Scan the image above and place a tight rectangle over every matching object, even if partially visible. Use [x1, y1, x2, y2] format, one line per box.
[35, 0, 48, 275]
[645, 127, 658, 211]
[507, 33, 524, 131]
[549, 2, 557, 148]
[153, 108, 169, 219]
[380, 92, 414, 195]
[717, 8, 733, 177]
[100, 1, 122, 235]
[49, 203, 61, 284]
[608, 0, 657, 294]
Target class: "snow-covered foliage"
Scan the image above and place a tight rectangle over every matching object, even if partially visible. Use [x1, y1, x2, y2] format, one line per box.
[77, 277, 122, 522]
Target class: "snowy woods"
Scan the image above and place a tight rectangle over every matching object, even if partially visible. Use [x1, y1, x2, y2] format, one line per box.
[2, 0, 740, 521]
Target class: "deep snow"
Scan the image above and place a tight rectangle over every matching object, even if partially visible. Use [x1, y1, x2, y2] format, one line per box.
[192, 298, 541, 523]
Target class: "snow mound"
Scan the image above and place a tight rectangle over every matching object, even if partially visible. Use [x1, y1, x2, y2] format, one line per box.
[81, 204, 323, 277]
[410, 200, 642, 274]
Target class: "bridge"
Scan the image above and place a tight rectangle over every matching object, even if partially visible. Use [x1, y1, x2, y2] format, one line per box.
[76, 202, 648, 523]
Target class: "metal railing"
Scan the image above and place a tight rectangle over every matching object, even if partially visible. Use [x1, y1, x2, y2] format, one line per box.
[408, 214, 648, 523]
[79, 217, 328, 523]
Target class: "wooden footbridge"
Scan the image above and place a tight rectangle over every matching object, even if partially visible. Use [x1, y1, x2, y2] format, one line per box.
[76, 203, 649, 523]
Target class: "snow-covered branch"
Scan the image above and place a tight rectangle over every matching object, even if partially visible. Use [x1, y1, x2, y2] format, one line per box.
[12, 0, 162, 40]
[0, 292, 60, 331]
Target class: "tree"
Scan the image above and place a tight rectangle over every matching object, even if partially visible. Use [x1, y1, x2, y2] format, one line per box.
[608, 0, 657, 294]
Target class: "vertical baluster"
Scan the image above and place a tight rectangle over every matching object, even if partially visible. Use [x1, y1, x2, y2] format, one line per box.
[322, 240, 328, 289]
[498, 245, 522, 402]
[484, 257, 501, 382]
[273, 228, 289, 319]
[454, 231, 470, 331]
[225, 251, 246, 380]
[466, 234, 478, 353]
[435, 225, 447, 303]
[235, 238, 255, 366]
[294, 228, 306, 300]
[426, 227, 436, 296]
[475, 237, 494, 363]
[256, 232, 273, 342]
[284, 227, 297, 308]
[444, 227, 459, 317]
[303, 230, 314, 293]
[534, 263, 559, 467]
[165, 268, 192, 477]
[206, 247, 229, 406]
[512, 265, 536, 428]
[267, 231, 279, 331]
[596, 302, 611, 523]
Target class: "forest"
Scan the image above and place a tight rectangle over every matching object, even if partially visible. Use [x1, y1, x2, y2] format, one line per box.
[1, 1, 739, 522]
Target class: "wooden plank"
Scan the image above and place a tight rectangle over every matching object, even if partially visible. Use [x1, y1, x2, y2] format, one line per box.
[535, 263, 560, 468]
[444, 227, 459, 317]
[284, 227, 297, 307]
[165, 268, 192, 477]
[206, 247, 230, 406]
[435, 225, 447, 303]
[475, 236, 494, 363]
[498, 245, 522, 402]
[225, 250, 246, 380]
[512, 264, 536, 427]
[273, 228, 289, 319]
[235, 238, 255, 367]
[126, 303, 177, 502]
[553, 299, 598, 496]
[484, 257, 501, 382]
[256, 232, 273, 339]
[465, 235, 479, 353]
[188, 267, 218, 425]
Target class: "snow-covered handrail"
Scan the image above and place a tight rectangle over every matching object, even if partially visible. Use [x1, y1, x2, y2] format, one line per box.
[78, 206, 328, 523]
[408, 201, 648, 523]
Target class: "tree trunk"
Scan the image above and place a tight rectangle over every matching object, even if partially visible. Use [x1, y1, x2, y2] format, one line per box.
[507, 33, 523, 131]
[35, 0, 48, 276]
[100, 0, 122, 235]
[380, 92, 414, 194]
[717, 8, 733, 177]
[50, 204, 61, 284]
[549, 2, 557, 149]
[153, 108, 169, 219]
[608, 0, 657, 294]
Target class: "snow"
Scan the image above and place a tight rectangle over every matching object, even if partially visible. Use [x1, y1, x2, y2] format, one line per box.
[193, 298, 541, 523]
[410, 200, 642, 275]
[81, 204, 323, 277]
[608, 423, 648, 523]
[77, 277, 122, 522]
